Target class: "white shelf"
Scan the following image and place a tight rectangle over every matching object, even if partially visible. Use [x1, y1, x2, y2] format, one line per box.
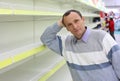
[82, 12, 100, 17]
[0, 8, 100, 17]
[0, 42, 45, 69]
[87, 22, 101, 28]
[47, 64, 73, 81]
[0, 48, 66, 81]
[0, 0, 106, 80]
[0, 0, 106, 17]
[0, 8, 63, 16]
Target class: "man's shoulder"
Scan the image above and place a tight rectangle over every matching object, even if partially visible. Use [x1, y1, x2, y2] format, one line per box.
[90, 29, 107, 40]
[65, 34, 74, 40]
[92, 29, 107, 34]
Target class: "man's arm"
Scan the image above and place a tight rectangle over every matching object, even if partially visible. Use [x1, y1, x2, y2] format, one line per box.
[40, 20, 64, 55]
[103, 33, 120, 79]
[111, 44, 120, 79]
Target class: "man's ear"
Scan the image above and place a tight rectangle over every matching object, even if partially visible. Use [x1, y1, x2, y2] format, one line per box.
[82, 16, 85, 21]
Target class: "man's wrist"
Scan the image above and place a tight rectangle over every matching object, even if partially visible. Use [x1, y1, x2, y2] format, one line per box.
[57, 19, 64, 27]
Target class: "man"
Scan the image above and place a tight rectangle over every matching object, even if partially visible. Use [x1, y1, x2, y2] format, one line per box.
[109, 17, 115, 39]
[41, 9, 120, 81]
[104, 17, 109, 32]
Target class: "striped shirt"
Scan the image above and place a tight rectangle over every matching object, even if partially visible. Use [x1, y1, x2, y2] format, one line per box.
[41, 22, 120, 81]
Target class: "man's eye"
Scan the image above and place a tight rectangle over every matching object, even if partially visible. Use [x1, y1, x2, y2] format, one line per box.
[75, 20, 79, 23]
[68, 24, 72, 27]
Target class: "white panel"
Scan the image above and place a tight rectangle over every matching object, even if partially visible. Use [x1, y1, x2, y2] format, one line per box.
[0, 0, 33, 10]
[34, 0, 61, 12]
[34, 16, 60, 42]
[34, 16, 69, 42]
[0, 49, 64, 81]
[0, 15, 33, 22]
[0, 20, 34, 53]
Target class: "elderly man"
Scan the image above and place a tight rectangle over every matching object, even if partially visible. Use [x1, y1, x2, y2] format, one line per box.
[41, 9, 120, 81]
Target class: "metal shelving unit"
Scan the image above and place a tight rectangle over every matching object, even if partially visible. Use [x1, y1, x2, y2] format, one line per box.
[0, 0, 106, 81]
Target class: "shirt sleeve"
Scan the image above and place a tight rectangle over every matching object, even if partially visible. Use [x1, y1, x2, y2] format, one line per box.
[103, 33, 120, 79]
[108, 44, 120, 79]
[40, 22, 63, 55]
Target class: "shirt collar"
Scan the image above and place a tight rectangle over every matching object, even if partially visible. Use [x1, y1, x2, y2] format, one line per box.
[82, 27, 91, 42]
[73, 27, 91, 43]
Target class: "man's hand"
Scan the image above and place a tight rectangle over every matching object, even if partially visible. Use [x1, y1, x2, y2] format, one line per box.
[57, 19, 64, 27]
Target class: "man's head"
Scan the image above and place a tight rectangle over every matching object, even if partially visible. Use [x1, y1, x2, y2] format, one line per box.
[62, 10, 82, 26]
[62, 9, 86, 39]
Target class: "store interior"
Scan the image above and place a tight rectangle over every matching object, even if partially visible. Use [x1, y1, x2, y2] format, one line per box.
[0, 0, 120, 81]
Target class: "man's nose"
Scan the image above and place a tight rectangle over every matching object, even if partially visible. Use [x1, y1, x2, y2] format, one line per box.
[72, 24, 77, 29]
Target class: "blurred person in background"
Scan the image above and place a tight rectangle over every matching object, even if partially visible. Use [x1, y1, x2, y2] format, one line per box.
[105, 17, 109, 32]
[109, 17, 115, 40]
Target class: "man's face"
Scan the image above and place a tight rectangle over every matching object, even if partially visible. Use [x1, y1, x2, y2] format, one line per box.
[63, 12, 86, 39]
